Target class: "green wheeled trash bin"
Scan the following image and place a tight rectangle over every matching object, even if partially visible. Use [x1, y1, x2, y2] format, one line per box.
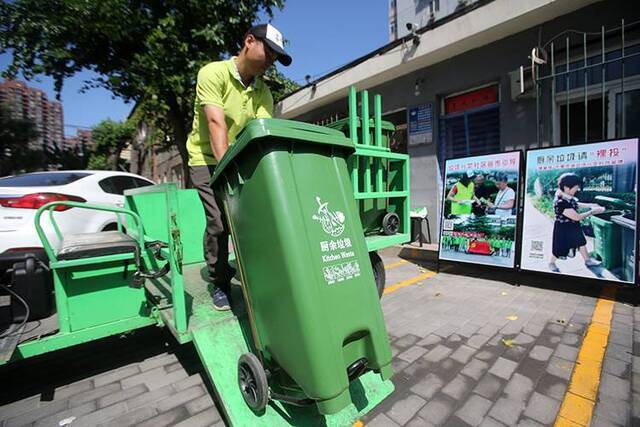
[590, 212, 622, 269]
[611, 213, 636, 282]
[211, 118, 393, 415]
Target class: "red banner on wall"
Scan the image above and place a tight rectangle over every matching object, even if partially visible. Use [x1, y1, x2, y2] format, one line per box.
[445, 86, 498, 114]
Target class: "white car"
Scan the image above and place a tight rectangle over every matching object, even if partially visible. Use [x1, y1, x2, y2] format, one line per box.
[0, 170, 154, 255]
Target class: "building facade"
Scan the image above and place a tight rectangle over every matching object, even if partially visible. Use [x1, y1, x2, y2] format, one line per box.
[278, 0, 639, 242]
[389, 0, 480, 41]
[0, 79, 65, 152]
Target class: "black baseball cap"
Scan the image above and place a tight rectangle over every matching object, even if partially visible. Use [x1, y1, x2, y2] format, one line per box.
[249, 23, 292, 66]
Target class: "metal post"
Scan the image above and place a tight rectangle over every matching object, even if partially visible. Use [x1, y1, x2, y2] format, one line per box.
[602, 26, 606, 140]
[166, 186, 187, 334]
[361, 90, 370, 146]
[374, 94, 384, 192]
[621, 19, 626, 137]
[566, 37, 570, 145]
[584, 33, 588, 143]
[348, 86, 359, 193]
[551, 42, 556, 145]
[349, 86, 358, 145]
[374, 95, 382, 147]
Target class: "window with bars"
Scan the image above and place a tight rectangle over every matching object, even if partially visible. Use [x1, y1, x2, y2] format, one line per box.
[438, 85, 501, 165]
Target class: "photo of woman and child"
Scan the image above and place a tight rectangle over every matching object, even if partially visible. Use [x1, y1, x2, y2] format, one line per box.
[548, 173, 605, 273]
[521, 139, 637, 283]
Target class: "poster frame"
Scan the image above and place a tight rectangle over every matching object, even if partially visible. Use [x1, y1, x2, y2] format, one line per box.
[519, 136, 640, 287]
[437, 149, 524, 271]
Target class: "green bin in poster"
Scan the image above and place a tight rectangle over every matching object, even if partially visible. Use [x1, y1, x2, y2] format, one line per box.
[520, 138, 638, 284]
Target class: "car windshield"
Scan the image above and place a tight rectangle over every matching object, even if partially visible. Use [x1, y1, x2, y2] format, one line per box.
[0, 172, 92, 187]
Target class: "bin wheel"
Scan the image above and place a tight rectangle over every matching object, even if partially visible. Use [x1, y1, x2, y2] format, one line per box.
[382, 212, 400, 235]
[238, 353, 269, 412]
[370, 251, 385, 298]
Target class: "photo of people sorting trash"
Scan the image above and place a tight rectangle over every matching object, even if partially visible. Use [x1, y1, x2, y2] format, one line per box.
[520, 138, 638, 283]
[439, 151, 520, 268]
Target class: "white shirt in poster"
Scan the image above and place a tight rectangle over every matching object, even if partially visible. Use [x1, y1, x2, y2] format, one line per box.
[494, 187, 515, 217]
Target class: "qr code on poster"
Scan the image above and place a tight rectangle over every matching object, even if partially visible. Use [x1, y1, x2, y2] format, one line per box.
[443, 219, 454, 231]
[531, 240, 544, 252]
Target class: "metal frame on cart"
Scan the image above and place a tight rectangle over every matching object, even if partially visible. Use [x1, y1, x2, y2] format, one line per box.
[345, 86, 411, 252]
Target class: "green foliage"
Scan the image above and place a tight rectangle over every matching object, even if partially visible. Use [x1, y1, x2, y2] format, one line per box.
[526, 166, 615, 196]
[0, 0, 297, 181]
[263, 67, 299, 103]
[532, 195, 554, 219]
[87, 154, 110, 170]
[89, 119, 136, 170]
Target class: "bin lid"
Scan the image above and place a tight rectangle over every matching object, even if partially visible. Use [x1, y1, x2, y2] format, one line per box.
[594, 195, 634, 211]
[324, 117, 395, 132]
[212, 118, 354, 185]
[611, 214, 636, 229]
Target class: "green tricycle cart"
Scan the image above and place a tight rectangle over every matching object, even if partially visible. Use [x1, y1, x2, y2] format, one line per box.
[0, 88, 410, 426]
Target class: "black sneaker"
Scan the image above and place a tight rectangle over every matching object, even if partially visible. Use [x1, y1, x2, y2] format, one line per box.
[212, 287, 231, 311]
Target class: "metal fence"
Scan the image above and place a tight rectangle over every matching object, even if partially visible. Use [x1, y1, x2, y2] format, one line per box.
[532, 19, 640, 146]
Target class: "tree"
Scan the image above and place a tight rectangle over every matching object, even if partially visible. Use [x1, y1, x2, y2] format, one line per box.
[89, 119, 136, 170]
[0, 0, 298, 185]
[0, 103, 41, 175]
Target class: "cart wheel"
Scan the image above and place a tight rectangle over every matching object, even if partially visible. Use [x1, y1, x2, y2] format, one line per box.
[238, 353, 268, 412]
[382, 212, 400, 235]
[370, 251, 385, 298]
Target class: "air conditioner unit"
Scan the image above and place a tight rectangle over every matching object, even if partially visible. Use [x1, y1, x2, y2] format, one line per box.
[508, 65, 535, 101]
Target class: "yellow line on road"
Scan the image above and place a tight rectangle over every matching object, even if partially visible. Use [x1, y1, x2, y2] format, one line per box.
[384, 260, 409, 270]
[383, 270, 436, 295]
[554, 286, 617, 427]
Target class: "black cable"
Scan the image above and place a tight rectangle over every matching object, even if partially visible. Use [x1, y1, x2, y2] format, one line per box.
[0, 283, 30, 339]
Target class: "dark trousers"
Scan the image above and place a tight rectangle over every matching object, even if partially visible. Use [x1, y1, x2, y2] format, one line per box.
[189, 165, 233, 292]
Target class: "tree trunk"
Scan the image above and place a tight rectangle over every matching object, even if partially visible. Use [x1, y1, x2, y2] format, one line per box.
[166, 99, 191, 188]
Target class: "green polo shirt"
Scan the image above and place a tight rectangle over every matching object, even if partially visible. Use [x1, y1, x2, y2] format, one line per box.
[186, 57, 274, 166]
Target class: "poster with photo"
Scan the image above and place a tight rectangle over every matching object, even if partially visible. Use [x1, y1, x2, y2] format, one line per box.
[439, 152, 521, 268]
[520, 138, 638, 284]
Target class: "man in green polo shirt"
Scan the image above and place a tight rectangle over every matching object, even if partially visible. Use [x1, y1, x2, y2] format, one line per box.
[187, 23, 292, 310]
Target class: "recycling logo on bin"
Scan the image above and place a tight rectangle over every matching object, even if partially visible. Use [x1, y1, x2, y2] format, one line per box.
[312, 196, 361, 285]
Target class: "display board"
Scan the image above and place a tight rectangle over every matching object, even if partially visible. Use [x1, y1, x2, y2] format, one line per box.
[520, 138, 638, 284]
[439, 151, 521, 268]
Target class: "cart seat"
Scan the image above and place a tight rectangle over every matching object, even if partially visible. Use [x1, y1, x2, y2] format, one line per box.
[57, 231, 138, 261]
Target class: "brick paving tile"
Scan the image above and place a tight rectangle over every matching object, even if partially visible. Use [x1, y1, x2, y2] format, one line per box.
[386, 393, 426, 426]
[417, 393, 457, 426]
[172, 408, 221, 427]
[488, 357, 517, 380]
[442, 374, 473, 400]
[487, 397, 525, 426]
[523, 392, 560, 425]
[455, 394, 493, 426]
[473, 374, 505, 400]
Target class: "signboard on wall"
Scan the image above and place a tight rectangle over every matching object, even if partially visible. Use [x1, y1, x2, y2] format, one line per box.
[439, 151, 521, 269]
[520, 138, 638, 284]
[408, 103, 433, 146]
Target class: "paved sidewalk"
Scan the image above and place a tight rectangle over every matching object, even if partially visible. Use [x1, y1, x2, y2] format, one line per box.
[0, 251, 638, 426]
[364, 252, 639, 427]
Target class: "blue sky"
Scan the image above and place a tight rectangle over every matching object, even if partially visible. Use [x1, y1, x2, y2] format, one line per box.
[0, 1, 389, 137]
